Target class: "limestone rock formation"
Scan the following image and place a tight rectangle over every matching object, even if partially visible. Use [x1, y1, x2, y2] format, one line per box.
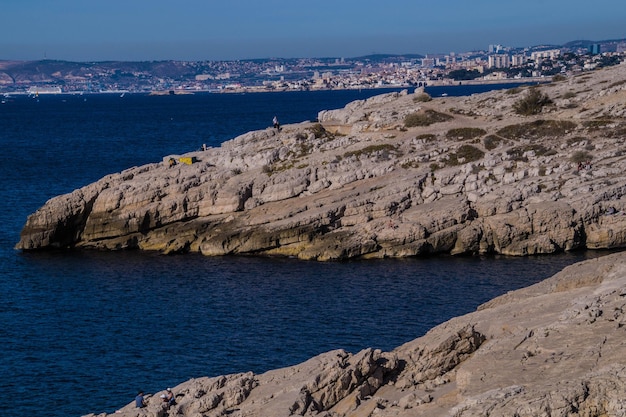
[16, 64, 626, 260]
[83, 251, 626, 417]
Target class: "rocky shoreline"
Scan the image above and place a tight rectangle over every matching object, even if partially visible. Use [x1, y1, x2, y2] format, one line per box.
[83, 250, 626, 417]
[16, 63, 626, 260]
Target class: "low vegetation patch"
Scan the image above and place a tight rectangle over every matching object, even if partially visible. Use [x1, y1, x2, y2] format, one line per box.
[295, 142, 314, 158]
[507, 144, 556, 162]
[446, 127, 486, 141]
[570, 150, 593, 163]
[497, 119, 577, 140]
[415, 133, 437, 142]
[582, 119, 614, 130]
[447, 145, 484, 166]
[561, 91, 577, 99]
[404, 109, 453, 127]
[308, 123, 328, 139]
[552, 74, 567, 82]
[513, 88, 553, 115]
[566, 136, 588, 146]
[483, 134, 504, 150]
[505, 87, 521, 95]
[344, 144, 401, 160]
[400, 160, 420, 169]
[264, 161, 310, 176]
[448, 107, 479, 117]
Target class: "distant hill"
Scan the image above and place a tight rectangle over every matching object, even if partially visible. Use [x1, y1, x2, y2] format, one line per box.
[563, 38, 626, 52]
[0, 60, 213, 88]
[353, 53, 425, 61]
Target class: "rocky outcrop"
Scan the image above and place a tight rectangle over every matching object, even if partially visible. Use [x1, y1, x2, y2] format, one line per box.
[83, 250, 626, 417]
[16, 64, 626, 260]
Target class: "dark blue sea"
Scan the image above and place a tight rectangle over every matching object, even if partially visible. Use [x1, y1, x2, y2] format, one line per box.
[0, 85, 607, 417]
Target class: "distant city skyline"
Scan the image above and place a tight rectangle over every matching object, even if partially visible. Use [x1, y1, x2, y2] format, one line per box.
[2, 0, 626, 62]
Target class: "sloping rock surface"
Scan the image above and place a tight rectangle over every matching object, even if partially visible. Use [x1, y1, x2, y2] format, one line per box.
[83, 250, 626, 417]
[17, 64, 626, 260]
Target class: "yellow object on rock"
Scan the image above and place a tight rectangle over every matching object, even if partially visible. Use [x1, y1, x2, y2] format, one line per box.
[178, 157, 196, 165]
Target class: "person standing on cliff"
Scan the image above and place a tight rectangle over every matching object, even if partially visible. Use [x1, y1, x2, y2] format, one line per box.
[273, 116, 280, 131]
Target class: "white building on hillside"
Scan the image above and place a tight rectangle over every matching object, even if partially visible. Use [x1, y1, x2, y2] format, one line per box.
[531, 49, 561, 61]
[488, 54, 510, 69]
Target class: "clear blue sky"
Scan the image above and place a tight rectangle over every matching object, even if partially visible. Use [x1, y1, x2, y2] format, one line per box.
[2, 0, 625, 61]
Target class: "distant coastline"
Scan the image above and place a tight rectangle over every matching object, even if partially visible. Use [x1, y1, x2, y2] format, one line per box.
[4, 77, 545, 97]
[1, 38, 623, 96]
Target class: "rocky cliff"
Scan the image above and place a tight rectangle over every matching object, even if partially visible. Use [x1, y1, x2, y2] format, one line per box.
[16, 64, 626, 260]
[83, 250, 626, 417]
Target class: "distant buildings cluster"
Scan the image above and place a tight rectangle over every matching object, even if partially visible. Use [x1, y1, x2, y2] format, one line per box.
[1, 40, 625, 94]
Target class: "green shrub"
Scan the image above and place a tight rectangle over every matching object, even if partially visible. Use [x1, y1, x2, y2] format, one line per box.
[497, 120, 577, 140]
[447, 145, 484, 165]
[552, 74, 567, 82]
[483, 134, 503, 150]
[404, 109, 453, 127]
[309, 123, 327, 139]
[561, 91, 577, 99]
[570, 151, 593, 163]
[446, 127, 486, 141]
[415, 133, 437, 142]
[513, 88, 553, 116]
[505, 87, 521, 95]
[308, 123, 327, 139]
[344, 144, 401, 160]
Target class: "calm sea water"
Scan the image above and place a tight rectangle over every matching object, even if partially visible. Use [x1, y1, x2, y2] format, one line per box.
[0, 85, 605, 417]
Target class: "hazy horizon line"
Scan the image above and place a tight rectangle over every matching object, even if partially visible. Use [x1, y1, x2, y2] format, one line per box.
[1, 35, 624, 64]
